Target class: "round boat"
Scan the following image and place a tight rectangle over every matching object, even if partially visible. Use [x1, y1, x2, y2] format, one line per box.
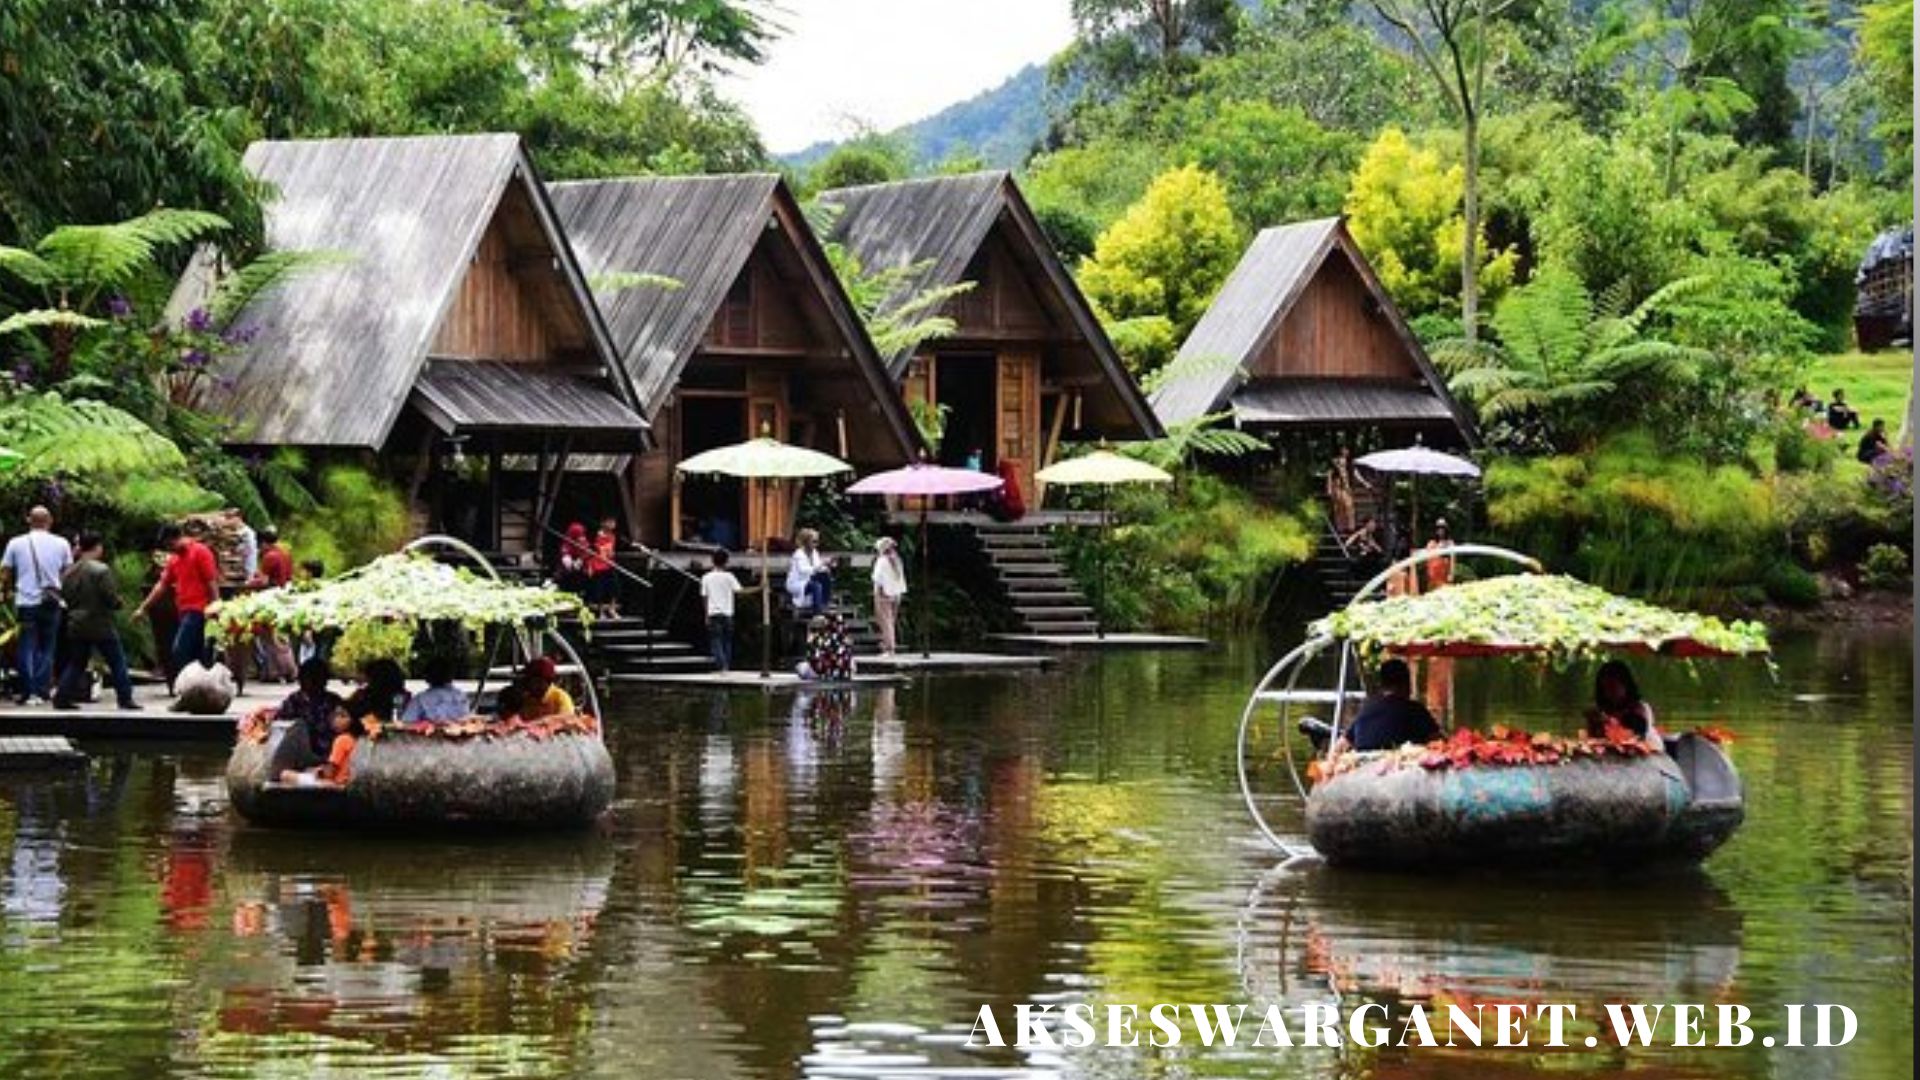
[1238, 545, 1768, 873]
[1304, 732, 1744, 869]
[227, 718, 615, 829]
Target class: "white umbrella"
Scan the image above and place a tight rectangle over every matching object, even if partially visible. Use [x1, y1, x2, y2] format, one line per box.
[1034, 450, 1173, 639]
[677, 437, 851, 677]
[1355, 442, 1479, 549]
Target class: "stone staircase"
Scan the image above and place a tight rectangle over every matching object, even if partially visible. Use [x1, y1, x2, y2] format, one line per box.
[972, 522, 1099, 636]
[563, 616, 715, 678]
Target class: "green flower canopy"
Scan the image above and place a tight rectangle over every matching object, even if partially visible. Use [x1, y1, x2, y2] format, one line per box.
[210, 554, 586, 641]
[1313, 574, 1770, 661]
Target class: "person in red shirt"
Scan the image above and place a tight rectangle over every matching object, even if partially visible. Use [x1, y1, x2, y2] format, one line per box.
[247, 528, 296, 682]
[253, 528, 293, 588]
[587, 516, 620, 617]
[135, 523, 222, 691]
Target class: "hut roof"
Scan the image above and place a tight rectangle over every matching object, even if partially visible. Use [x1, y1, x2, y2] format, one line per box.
[1152, 217, 1474, 442]
[170, 134, 632, 449]
[411, 360, 648, 450]
[549, 175, 918, 452]
[820, 172, 1161, 437]
[1856, 224, 1913, 279]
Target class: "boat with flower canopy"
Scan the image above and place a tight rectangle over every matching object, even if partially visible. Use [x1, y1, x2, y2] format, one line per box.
[1238, 545, 1770, 870]
[214, 536, 614, 829]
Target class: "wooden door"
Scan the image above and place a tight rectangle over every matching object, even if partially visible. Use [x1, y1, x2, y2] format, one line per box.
[746, 370, 790, 545]
[996, 350, 1041, 498]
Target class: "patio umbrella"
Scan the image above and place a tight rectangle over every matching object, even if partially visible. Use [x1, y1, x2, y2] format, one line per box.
[1355, 441, 1480, 550]
[678, 436, 851, 677]
[1034, 450, 1172, 639]
[847, 462, 1003, 658]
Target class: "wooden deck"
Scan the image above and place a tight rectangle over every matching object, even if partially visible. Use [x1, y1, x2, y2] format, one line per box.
[0, 685, 254, 741]
[856, 652, 1051, 673]
[987, 632, 1211, 652]
[611, 671, 907, 691]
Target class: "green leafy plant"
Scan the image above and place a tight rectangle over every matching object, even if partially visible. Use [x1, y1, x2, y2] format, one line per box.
[1859, 543, 1910, 590]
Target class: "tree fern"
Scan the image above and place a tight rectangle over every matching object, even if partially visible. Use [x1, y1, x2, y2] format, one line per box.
[0, 309, 104, 338]
[33, 208, 229, 299]
[206, 249, 349, 326]
[587, 270, 683, 295]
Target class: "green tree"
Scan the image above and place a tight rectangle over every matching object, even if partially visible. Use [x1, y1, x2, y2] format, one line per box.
[1068, 0, 1242, 84]
[1434, 268, 1710, 451]
[1345, 128, 1517, 318]
[1078, 165, 1242, 351]
[1854, 0, 1914, 181]
[1365, 0, 1530, 342]
[805, 131, 915, 194]
[1177, 100, 1359, 228]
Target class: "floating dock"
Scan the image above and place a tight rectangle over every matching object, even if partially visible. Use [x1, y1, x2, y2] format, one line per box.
[609, 671, 909, 691]
[0, 735, 87, 769]
[855, 652, 1051, 673]
[987, 632, 1210, 651]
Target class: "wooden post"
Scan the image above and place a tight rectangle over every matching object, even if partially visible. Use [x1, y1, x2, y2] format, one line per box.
[1037, 392, 1069, 508]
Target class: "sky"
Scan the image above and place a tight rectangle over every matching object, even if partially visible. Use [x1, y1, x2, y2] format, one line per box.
[720, 0, 1075, 154]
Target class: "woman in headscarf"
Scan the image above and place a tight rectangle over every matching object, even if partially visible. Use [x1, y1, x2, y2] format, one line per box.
[870, 537, 907, 655]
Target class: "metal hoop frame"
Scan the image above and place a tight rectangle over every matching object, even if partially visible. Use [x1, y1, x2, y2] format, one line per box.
[400, 534, 606, 730]
[1235, 544, 1545, 854]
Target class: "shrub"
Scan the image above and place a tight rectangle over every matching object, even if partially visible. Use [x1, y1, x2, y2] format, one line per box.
[330, 620, 416, 679]
[1761, 561, 1821, 608]
[281, 464, 411, 575]
[1860, 544, 1911, 590]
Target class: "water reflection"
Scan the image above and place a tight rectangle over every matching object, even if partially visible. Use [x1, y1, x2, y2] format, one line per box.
[0, 628, 1910, 1080]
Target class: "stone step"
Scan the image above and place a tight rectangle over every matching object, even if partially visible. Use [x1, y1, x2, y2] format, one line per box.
[1020, 620, 1099, 635]
[593, 642, 700, 659]
[1015, 605, 1094, 621]
[999, 589, 1086, 603]
[984, 547, 1060, 563]
[601, 655, 716, 675]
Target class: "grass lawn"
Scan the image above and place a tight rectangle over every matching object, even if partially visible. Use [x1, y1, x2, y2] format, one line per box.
[1806, 350, 1915, 433]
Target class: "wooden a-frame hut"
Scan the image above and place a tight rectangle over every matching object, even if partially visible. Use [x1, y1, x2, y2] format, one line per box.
[820, 172, 1161, 501]
[1153, 217, 1475, 449]
[550, 175, 919, 549]
[171, 134, 646, 555]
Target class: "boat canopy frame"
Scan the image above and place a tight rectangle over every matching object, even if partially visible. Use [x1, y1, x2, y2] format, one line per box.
[1236, 544, 1550, 855]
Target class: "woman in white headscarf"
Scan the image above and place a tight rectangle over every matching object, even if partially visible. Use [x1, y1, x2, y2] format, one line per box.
[870, 537, 908, 655]
[786, 528, 830, 613]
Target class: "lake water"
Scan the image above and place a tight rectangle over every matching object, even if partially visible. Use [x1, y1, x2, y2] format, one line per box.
[0, 626, 1911, 1079]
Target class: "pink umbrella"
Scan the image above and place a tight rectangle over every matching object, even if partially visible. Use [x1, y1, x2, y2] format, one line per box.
[847, 463, 1003, 657]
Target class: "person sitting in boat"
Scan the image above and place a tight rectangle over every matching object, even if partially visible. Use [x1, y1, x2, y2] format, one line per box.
[1340, 659, 1442, 752]
[399, 654, 469, 724]
[278, 704, 363, 788]
[1584, 660, 1661, 748]
[281, 658, 346, 761]
[344, 658, 410, 728]
[517, 656, 574, 719]
[492, 683, 527, 723]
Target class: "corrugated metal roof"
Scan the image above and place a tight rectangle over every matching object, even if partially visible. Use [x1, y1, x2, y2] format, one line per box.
[411, 360, 648, 444]
[170, 134, 628, 449]
[1230, 378, 1454, 426]
[1152, 219, 1341, 426]
[820, 172, 1161, 437]
[549, 175, 780, 414]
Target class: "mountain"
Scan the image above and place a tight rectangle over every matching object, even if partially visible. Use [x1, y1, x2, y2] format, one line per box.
[783, 63, 1051, 171]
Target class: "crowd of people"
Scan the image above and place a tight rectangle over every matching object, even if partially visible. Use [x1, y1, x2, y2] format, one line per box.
[1, 506, 304, 709]
[695, 524, 911, 675]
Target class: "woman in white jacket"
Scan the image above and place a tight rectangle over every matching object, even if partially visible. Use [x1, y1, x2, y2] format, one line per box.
[870, 537, 908, 655]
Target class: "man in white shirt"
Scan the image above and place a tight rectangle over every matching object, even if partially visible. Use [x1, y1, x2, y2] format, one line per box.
[1, 506, 73, 704]
[700, 549, 745, 671]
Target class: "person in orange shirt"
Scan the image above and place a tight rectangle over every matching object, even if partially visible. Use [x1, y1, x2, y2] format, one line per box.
[1423, 518, 1456, 592]
[279, 706, 363, 786]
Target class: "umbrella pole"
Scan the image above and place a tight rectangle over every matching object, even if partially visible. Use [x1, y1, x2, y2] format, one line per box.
[760, 479, 772, 679]
[1097, 486, 1109, 640]
[919, 506, 931, 659]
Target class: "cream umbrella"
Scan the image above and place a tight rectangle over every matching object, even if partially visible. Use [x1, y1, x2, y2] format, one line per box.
[678, 436, 851, 676]
[1034, 450, 1173, 639]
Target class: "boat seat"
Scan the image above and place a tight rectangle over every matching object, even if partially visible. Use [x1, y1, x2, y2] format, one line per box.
[1667, 732, 1741, 807]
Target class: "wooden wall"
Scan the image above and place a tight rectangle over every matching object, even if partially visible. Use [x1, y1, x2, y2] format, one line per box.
[947, 232, 1053, 340]
[702, 241, 815, 353]
[1255, 250, 1417, 380]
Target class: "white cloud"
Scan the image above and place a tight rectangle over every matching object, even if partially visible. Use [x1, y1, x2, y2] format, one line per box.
[721, 0, 1074, 154]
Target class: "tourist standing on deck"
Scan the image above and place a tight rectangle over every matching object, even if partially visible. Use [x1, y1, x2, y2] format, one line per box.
[2, 506, 72, 705]
[871, 537, 907, 655]
[134, 523, 221, 691]
[701, 550, 743, 671]
[588, 517, 621, 618]
[52, 532, 140, 711]
[1326, 446, 1362, 534]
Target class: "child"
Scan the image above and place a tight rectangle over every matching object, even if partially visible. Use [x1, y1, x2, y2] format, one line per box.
[493, 684, 528, 723]
[279, 706, 363, 787]
[588, 517, 620, 617]
[700, 549, 743, 671]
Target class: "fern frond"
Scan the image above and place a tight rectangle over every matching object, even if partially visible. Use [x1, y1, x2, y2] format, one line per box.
[0, 246, 58, 288]
[0, 309, 105, 337]
[588, 270, 683, 294]
[208, 249, 349, 326]
[1139, 351, 1243, 395]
